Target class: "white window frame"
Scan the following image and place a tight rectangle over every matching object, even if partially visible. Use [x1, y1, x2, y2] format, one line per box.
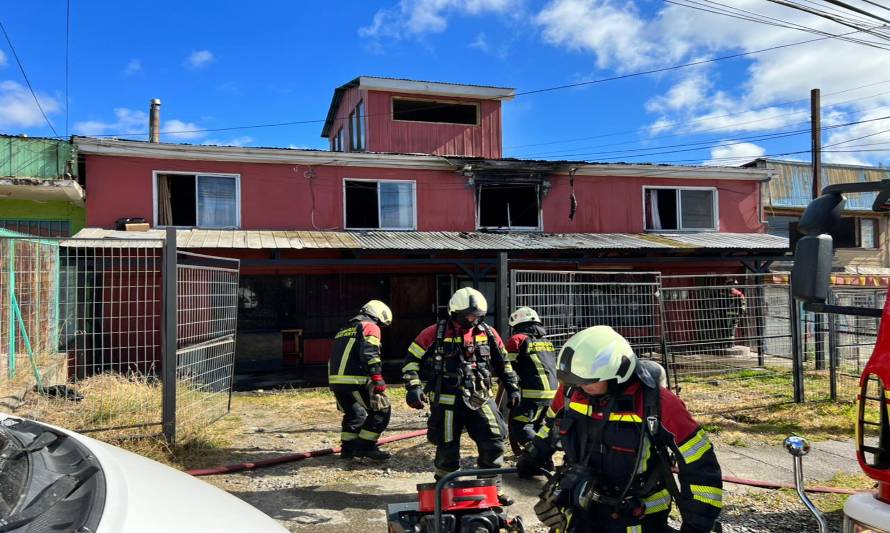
[342, 178, 417, 231]
[152, 170, 242, 229]
[642, 186, 719, 232]
[475, 183, 543, 232]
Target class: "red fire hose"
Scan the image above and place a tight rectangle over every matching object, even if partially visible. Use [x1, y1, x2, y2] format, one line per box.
[186, 429, 427, 476]
[186, 428, 866, 495]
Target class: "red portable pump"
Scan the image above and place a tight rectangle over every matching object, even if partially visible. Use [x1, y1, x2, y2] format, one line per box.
[387, 468, 525, 533]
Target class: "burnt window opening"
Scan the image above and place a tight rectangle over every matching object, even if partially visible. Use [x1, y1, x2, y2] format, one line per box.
[344, 180, 416, 230]
[345, 181, 378, 229]
[157, 173, 239, 227]
[392, 98, 478, 125]
[477, 184, 540, 229]
[645, 188, 716, 231]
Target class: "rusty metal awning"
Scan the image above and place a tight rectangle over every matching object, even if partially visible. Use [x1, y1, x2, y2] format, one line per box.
[68, 228, 789, 252]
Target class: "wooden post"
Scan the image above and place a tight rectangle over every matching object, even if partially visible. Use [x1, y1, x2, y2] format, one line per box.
[812, 88, 827, 372]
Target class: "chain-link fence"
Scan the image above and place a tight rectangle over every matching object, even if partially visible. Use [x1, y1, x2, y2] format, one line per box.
[1, 233, 240, 443]
[661, 273, 795, 413]
[510, 269, 665, 363]
[510, 269, 883, 415]
[175, 251, 239, 438]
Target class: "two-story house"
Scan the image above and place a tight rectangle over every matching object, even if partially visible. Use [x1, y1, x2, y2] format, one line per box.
[748, 157, 890, 279]
[71, 77, 787, 381]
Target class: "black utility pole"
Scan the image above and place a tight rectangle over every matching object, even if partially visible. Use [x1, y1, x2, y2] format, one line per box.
[812, 88, 826, 372]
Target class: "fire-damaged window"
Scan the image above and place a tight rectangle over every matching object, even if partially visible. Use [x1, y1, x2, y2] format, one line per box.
[392, 98, 479, 126]
[156, 172, 240, 228]
[344, 179, 416, 230]
[477, 184, 541, 230]
[644, 187, 717, 231]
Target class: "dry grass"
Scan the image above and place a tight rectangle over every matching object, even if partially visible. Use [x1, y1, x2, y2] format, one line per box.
[699, 400, 861, 445]
[9, 373, 240, 467]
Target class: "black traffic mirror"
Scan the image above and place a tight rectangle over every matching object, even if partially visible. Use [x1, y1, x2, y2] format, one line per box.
[791, 234, 833, 304]
[798, 193, 845, 235]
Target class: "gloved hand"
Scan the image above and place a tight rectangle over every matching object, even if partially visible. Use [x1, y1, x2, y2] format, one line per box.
[406, 387, 428, 409]
[370, 374, 386, 394]
[507, 387, 521, 408]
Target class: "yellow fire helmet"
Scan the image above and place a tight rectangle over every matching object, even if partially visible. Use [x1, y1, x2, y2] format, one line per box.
[557, 325, 637, 386]
[509, 306, 541, 327]
[360, 300, 393, 327]
[448, 287, 488, 318]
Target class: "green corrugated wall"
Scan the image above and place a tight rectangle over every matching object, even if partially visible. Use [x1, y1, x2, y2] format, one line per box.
[0, 136, 76, 179]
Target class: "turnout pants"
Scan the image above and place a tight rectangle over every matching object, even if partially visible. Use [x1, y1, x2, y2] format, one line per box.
[566, 505, 671, 533]
[508, 398, 551, 455]
[332, 385, 391, 451]
[427, 396, 507, 481]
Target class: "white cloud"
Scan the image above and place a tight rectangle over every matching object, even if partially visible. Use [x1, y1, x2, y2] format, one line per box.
[469, 32, 489, 52]
[74, 108, 207, 141]
[360, 0, 520, 39]
[0, 50, 7, 67]
[73, 108, 146, 136]
[123, 59, 142, 75]
[0, 80, 61, 129]
[703, 141, 766, 166]
[184, 50, 214, 69]
[536, 0, 660, 71]
[163, 119, 203, 140]
[203, 136, 254, 147]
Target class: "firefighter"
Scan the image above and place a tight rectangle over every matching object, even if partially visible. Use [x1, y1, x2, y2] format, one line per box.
[402, 287, 521, 506]
[505, 306, 558, 456]
[518, 326, 723, 533]
[329, 300, 393, 461]
[722, 278, 747, 351]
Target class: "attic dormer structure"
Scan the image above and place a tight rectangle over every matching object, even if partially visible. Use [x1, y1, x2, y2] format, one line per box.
[320, 76, 515, 158]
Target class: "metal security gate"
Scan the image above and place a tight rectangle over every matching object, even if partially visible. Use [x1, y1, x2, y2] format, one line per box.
[172, 250, 239, 441]
[660, 273, 795, 413]
[510, 270, 666, 369]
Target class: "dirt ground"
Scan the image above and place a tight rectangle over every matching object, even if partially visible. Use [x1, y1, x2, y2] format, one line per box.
[177, 388, 871, 533]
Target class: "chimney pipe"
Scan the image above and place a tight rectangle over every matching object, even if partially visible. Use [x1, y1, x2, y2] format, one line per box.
[149, 99, 161, 143]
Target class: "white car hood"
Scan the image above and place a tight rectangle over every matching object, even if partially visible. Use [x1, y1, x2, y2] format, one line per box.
[1, 414, 287, 533]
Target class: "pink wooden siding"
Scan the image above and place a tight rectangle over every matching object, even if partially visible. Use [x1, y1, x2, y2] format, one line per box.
[328, 86, 365, 150]
[364, 91, 502, 158]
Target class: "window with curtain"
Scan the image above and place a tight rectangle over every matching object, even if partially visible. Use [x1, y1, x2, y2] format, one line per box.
[156, 173, 239, 228]
[644, 187, 716, 231]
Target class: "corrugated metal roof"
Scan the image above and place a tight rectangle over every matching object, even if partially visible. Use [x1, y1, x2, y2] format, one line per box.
[757, 158, 890, 211]
[69, 228, 789, 251]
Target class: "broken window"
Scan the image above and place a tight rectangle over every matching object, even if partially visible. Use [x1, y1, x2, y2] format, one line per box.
[344, 179, 415, 230]
[477, 184, 540, 230]
[392, 98, 478, 125]
[156, 173, 239, 228]
[644, 187, 716, 231]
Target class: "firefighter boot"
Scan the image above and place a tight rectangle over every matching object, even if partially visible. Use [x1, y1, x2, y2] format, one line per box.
[340, 440, 357, 459]
[354, 447, 391, 461]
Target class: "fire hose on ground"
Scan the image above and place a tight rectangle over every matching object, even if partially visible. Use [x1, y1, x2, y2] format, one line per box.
[185, 428, 865, 496]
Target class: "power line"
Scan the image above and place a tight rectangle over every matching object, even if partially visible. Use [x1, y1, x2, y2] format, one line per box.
[0, 17, 59, 137]
[506, 78, 890, 152]
[820, 0, 890, 24]
[667, 0, 890, 50]
[68, 29, 873, 140]
[765, 0, 890, 42]
[858, 0, 890, 14]
[516, 96, 890, 159]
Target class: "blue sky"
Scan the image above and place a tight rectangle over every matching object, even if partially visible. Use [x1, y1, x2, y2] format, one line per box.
[3, 0, 890, 166]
